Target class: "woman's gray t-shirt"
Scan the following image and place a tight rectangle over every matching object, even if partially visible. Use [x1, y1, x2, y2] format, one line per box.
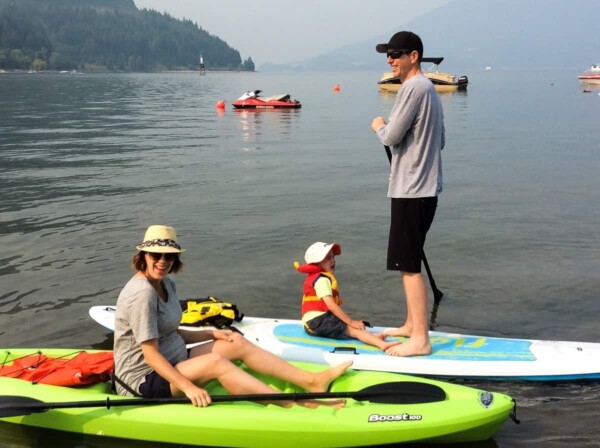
[113, 275, 187, 396]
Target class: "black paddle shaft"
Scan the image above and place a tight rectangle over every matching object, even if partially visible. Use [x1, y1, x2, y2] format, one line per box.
[0, 381, 446, 418]
[383, 145, 444, 305]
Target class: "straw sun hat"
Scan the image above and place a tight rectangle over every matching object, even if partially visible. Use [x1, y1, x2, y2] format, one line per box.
[135, 225, 185, 253]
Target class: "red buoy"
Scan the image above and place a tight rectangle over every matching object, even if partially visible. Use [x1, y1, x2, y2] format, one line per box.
[333, 84, 340, 92]
[216, 100, 225, 109]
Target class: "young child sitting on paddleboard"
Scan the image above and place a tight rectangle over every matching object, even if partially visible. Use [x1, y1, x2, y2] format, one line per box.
[295, 242, 400, 352]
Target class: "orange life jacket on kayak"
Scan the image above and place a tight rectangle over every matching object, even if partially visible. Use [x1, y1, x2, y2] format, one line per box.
[0, 351, 114, 386]
[295, 261, 344, 316]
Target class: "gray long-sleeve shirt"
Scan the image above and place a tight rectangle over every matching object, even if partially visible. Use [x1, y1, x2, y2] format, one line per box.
[376, 74, 445, 198]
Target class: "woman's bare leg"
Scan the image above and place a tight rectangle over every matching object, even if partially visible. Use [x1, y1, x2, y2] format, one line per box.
[191, 333, 352, 392]
[176, 351, 345, 408]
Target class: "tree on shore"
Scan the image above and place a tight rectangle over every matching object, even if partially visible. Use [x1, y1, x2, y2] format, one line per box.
[0, 0, 255, 72]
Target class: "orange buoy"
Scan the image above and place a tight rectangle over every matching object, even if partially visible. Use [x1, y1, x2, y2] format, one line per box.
[216, 100, 225, 109]
[333, 84, 340, 92]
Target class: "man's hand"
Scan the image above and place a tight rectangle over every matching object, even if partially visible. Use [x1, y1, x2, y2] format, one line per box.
[371, 117, 386, 133]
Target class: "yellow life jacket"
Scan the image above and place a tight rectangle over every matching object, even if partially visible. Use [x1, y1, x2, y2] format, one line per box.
[179, 297, 244, 328]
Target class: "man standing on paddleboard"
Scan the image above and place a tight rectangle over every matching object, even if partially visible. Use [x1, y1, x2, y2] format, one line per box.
[370, 31, 445, 357]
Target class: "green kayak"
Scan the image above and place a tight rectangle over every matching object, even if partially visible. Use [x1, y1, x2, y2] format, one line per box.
[0, 349, 516, 447]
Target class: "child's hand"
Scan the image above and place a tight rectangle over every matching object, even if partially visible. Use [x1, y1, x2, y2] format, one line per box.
[349, 320, 365, 330]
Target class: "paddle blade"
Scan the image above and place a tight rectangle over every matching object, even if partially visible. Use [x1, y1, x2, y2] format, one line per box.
[432, 289, 445, 305]
[354, 381, 446, 404]
[0, 396, 50, 418]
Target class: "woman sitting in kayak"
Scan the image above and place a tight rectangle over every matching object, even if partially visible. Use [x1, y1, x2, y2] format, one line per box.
[113, 225, 352, 408]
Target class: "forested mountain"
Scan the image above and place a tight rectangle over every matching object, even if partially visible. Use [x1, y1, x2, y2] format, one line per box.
[0, 0, 254, 71]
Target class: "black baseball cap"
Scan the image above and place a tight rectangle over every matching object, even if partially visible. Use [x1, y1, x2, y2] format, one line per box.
[375, 31, 423, 57]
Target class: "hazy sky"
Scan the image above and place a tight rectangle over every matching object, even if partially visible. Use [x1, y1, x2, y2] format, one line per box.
[133, 0, 450, 65]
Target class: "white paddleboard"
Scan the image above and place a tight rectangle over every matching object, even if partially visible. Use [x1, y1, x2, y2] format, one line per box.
[90, 305, 600, 381]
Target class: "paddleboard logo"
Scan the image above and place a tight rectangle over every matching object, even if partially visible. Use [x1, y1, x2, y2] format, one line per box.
[368, 413, 422, 422]
[479, 392, 494, 408]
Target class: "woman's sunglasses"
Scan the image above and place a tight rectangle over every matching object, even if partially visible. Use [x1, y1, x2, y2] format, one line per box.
[146, 252, 177, 262]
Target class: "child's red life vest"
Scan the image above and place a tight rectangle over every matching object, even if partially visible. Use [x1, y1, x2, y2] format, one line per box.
[295, 262, 344, 316]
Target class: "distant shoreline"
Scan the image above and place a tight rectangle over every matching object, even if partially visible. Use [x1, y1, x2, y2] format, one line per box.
[0, 69, 255, 74]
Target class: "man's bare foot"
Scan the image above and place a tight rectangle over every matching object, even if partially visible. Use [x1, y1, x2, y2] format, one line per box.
[309, 361, 353, 392]
[385, 340, 431, 357]
[383, 326, 412, 337]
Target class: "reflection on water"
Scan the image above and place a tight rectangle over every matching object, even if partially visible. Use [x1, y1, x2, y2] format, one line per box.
[234, 108, 300, 143]
[580, 82, 600, 93]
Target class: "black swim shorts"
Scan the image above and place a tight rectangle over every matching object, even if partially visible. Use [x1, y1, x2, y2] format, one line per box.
[387, 197, 437, 273]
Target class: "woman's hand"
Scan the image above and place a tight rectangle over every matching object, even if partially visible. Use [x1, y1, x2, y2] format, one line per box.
[183, 384, 212, 407]
[212, 329, 235, 342]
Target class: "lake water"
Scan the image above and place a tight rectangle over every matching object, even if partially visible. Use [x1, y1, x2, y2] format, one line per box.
[0, 69, 599, 447]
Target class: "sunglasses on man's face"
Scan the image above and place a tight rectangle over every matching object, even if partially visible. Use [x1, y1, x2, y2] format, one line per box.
[387, 50, 412, 59]
[146, 252, 177, 262]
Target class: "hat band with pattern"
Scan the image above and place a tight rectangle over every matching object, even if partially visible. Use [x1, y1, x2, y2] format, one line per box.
[138, 239, 181, 251]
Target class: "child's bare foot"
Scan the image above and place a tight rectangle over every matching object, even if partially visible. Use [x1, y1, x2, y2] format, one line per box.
[381, 340, 403, 351]
[386, 339, 431, 357]
[308, 361, 353, 392]
[383, 325, 412, 337]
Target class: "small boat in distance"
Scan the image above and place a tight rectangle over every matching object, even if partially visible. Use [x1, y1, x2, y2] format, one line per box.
[577, 64, 600, 85]
[378, 57, 468, 93]
[232, 90, 301, 109]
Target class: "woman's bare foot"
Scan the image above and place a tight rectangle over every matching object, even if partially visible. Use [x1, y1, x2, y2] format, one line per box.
[386, 339, 431, 357]
[383, 325, 412, 337]
[297, 398, 347, 409]
[308, 361, 353, 392]
[258, 397, 346, 409]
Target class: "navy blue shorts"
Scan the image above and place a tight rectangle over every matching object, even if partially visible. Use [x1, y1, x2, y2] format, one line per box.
[139, 370, 172, 398]
[138, 349, 191, 399]
[387, 197, 437, 273]
[304, 312, 348, 339]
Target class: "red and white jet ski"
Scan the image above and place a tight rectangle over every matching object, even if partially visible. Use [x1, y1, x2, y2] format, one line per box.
[232, 90, 301, 109]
